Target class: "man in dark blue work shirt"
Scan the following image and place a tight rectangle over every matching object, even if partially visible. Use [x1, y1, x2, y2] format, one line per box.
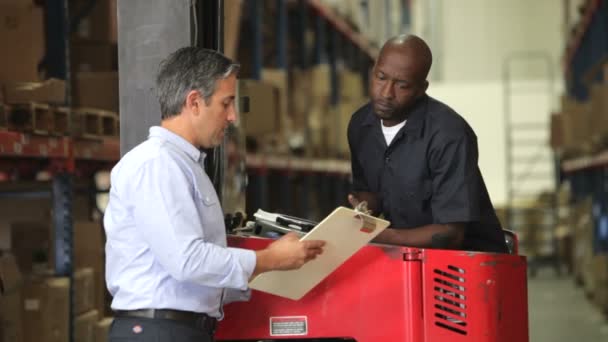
[347, 35, 508, 253]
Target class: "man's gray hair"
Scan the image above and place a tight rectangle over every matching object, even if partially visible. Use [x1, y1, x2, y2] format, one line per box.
[156, 47, 240, 119]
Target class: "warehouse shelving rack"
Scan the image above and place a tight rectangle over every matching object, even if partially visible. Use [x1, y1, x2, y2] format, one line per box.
[243, 0, 398, 221]
[0, 131, 118, 342]
[560, 0, 608, 288]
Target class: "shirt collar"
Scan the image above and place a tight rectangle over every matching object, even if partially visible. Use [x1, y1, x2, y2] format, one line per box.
[363, 94, 428, 138]
[148, 126, 204, 162]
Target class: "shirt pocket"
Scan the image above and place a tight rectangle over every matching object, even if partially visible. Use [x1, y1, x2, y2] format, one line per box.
[398, 180, 433, 227]
[194, 189, 225, 241]
[194, 186, 218, 206]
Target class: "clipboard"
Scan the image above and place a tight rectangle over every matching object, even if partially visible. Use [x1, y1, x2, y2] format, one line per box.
[248, 206, 390, 300]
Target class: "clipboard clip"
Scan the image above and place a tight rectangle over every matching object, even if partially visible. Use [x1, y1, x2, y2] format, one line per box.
[354, 202, 376, 233]
[354, 201, 372, 215]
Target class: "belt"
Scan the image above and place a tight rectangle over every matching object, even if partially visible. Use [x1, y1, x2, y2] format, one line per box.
[115, 309, 217, 334]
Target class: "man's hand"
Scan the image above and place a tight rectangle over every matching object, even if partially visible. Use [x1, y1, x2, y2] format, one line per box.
[348, 192, 379, 215]
[253, 233, 325, 278]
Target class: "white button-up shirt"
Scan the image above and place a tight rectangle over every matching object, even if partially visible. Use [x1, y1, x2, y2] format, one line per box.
[104, 126, 256, 317]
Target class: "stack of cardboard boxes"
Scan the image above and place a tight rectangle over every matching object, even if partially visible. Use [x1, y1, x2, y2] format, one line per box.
[0, 1, 45, 87]
[238, 78, 281, 153]
[552, 64, 608, 157]
[0, 180, 112, 342]
[335, 69, 366, 158]
[0, 0, 119, 137]
[555, 95, 592, 156]
[0, 0, 67, 133]
[70, 0, 119, 137]
[0, 253, 23, 342]
[237, 61, 368, 159]
[290, 64, 367, 158]
[568, 196, 608, 314]
[225, 1, 371, 159]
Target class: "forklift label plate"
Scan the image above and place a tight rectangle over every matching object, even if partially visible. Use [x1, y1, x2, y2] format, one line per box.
[269, 316, 308, 336]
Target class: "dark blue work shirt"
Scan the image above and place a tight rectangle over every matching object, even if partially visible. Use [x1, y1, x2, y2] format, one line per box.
[348, 95, 508, 253]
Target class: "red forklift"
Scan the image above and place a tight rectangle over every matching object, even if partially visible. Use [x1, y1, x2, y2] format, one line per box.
[215, 229, 528, 342]
[116, 2, 529, 341]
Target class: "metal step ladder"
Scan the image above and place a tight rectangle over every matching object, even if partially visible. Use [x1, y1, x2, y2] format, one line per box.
[503, 51, 560, 276]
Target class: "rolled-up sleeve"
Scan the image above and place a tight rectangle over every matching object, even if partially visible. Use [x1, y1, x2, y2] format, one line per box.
[428, 133, 481, 224]
[131, 154, 255, 290]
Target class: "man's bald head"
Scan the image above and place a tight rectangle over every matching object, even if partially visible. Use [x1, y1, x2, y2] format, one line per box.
[379, 34, 433, 82]
[368, 35, 433, 125]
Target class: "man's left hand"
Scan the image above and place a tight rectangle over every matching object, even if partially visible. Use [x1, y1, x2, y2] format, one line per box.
[348, 192, 379, 215]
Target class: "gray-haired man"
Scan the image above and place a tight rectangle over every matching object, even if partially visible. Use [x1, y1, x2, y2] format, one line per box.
[104, 47, 325, 342]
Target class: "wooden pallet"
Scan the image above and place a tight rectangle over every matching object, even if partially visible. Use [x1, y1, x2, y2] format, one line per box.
[52, 106, 70, 136]
[8, 102, 54, 134]
[589, 132, 608, 154]
[0, 103, 8, 131]
[73, 108, 119, 138]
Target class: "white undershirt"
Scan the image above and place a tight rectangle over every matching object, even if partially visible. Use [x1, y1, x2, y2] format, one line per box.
[381, 120, 407, 145]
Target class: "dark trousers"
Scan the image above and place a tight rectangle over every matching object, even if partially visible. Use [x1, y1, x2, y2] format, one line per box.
[109, 316, 213, 342]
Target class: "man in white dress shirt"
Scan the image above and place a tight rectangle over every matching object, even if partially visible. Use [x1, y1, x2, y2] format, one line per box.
[104, 47, 325, 342]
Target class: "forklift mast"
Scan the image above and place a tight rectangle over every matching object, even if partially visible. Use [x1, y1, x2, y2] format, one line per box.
[117, 0, 242, 213]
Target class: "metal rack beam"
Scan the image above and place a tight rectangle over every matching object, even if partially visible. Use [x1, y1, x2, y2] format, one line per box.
[251, 0, 263, 79]
[307, 0, 379, 60]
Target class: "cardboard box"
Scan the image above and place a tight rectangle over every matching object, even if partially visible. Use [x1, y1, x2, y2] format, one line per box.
[0, 3, 44, 82]
[72, 72, 119, 112]
[74, 268, 95, 314]
[95, 317, 113, 342]
[74, 221, 107, 316]
[311, 64, 331, 98]
[560, 96, 591, 152]
[550, 112, 564, 150]
[71, 43, 117, 72]
[239, 79, 279, 137]
[590, 84, 608, 138]
[0, 253, 23, 342]
[74, 310, 98, 342]
[308, 102, 331, 157]
[592, 254, 608, 311]
[339, 70, 365, 100]
[2, 79, 66, 104]
[0, 182, 89, 225]
[223, 0, 242, 60]
[0, 284, 23, 342]
[70, 0, 117, 43]
[290, 68, 314, 129]
[22, 276, 69, 342]
[262, 68, 288, 129]
[0, 253, 21, 294]
[335, 100, 365, 156]
[3, 221, 50, 273]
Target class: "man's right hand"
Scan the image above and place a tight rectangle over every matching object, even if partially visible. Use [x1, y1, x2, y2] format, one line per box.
[252, 233, 325, 278]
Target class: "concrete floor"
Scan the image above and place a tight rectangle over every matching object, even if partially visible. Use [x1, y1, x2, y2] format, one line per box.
[528, 270, 608, 341]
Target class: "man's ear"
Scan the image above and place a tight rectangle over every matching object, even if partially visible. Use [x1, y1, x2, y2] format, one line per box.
[185, 90, 201, 114]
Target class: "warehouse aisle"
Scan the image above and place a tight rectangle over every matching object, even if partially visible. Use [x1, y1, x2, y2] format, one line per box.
[528, 271, 608, 341]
